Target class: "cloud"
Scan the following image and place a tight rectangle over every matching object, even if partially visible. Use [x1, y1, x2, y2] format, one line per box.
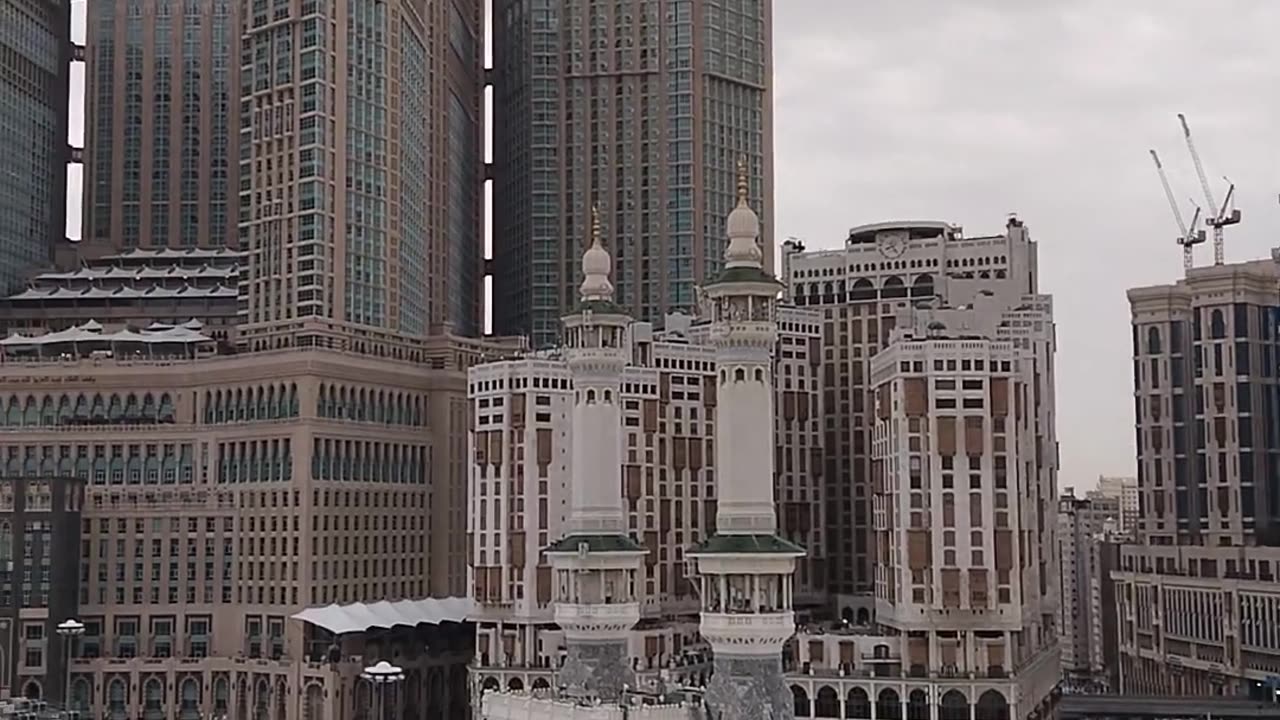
[773, 0, 1280, 488]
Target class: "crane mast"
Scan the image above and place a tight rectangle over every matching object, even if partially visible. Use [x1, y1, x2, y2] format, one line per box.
[1149, 148, 1205, 273]
[1178, 113, 1242, 265]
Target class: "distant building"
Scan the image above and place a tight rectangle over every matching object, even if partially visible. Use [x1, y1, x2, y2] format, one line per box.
[1058, 491, 1121, 689]
[1117, 259, 1280, 701]
[1095, 476, 1139, 535]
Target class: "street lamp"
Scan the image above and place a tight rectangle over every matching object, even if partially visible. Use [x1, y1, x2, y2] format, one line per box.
[55, 619, 85, 713]
[360, 661, 404, 720]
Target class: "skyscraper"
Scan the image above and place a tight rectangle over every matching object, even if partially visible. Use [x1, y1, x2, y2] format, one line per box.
[83, 0, 239, 251]
[492, 0, 775, 347]
[237, 0, 483, 342]
[0, 0, 71, 293]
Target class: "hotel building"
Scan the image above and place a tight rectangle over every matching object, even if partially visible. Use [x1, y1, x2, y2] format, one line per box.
[780, 218, 1043, 607]
[0, 324, 509, 718]
[781, 218, 1060, 720]
[237, 0, 484, 340]
[1116, 259, 1280, 700]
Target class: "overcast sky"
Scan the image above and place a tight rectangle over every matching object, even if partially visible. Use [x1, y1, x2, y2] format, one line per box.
[67, 1, 1280, 491]
[774, 0, 1280, 490]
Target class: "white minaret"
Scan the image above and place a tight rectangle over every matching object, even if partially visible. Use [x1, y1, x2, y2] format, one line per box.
[542, 209, 647, 702]
[688, 161, 804, 720]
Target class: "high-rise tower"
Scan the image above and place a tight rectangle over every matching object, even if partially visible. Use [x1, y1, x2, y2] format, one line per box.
[0, 0, 71, 292]
[689, 166, 802, 720]
[492, 0, 775, 347]
[237, 0, 483, 341]
[542, 211, 647, 701]
[83, 0, 239, 251]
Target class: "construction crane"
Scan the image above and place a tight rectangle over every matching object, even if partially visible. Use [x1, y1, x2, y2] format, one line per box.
[1178, 113, 1241, 265]
[1150, 148, 1205, 273]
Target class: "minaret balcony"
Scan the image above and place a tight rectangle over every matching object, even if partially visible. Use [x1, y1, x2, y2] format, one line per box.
[554, 601, 641, 637]
[700, 610, 796, 655]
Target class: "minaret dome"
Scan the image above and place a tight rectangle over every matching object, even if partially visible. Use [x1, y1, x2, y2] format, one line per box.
[725, 157, 763, 268]
[580, 206, 615, 301]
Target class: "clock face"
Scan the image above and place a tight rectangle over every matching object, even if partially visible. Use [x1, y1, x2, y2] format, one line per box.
[877, 230, 909, 258]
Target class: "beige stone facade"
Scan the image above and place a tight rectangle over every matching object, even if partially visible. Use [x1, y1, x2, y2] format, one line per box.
[0, 332, 503, 720]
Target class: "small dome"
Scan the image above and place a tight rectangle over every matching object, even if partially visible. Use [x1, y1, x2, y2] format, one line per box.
[723, 158, 764, 268]
[579, 208, 615, 302]
[582, 241, 611, 278]
[726, 201, 760, 242]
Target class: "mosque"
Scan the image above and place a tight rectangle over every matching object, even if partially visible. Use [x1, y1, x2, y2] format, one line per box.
[478, 170, 801, 720]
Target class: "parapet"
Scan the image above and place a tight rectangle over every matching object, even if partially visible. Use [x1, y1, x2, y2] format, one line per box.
[480, 690, 696, 720]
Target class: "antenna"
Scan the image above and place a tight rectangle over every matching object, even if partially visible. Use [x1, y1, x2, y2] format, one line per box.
[1149, 148, 1205, 274]
[1177, 113, 1241, 265]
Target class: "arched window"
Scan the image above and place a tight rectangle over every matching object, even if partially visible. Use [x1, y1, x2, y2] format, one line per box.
[71, 677, 91, 712]
[143, 678, 164, 720]
[906, 689, 929, 720]
[254, 678, 270, 720]
[108, 678, 128, 720]
[304, 685, 323, 720]
[877, 688, 902, 720]
[1211, 309, 1225, 339]
[213, 676, 229, 715]
[814, 686, 840, 717]
[939, 690, 969, 720]
[1147, 326, 1162, 354]
[846, 688, 871, 719]
[881, 276, 908, 299]
[180, 678, 201, 720]
[791, 686, 810, 717]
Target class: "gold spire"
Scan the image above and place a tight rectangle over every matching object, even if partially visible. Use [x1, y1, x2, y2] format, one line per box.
[736, 155, 749, 202]
[591, 205, 602, 247]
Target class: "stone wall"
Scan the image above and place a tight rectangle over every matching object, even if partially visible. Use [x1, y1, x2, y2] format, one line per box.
[557, 640, 633, 701]
[704, 655, 792, 720]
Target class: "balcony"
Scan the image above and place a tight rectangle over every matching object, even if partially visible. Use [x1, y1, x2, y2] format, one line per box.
[701, 611, 796, 655]
[554, 602, 640, 637]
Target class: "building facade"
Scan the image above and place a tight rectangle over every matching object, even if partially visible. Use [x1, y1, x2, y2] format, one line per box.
[491, 0, 775, 346]
[0, 476, 84, 704]
[1094, 476, 1139, 537]
[236, 0, 483, 340]
[0, 327, 502, 719]
[1115, 259, 1280, 701]
[0, 0, 72, 293]
[82, 0, 239, 252]
[1057, 491, 1120, 689]
[0, 247, 241, 340]
[781, 218, 1043, 606]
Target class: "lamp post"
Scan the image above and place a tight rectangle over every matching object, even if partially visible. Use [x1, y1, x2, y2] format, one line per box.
[55, 619, 85, 712]
[360, 661, 404, 720]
